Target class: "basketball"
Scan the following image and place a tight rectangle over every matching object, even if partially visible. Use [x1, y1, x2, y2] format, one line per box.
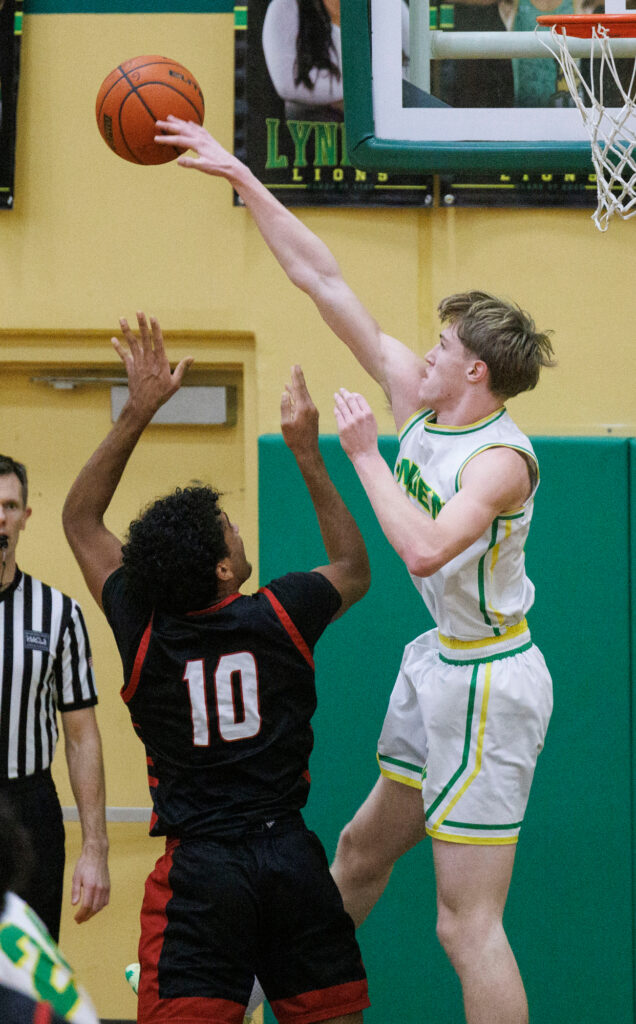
[95, 55, 205, 165]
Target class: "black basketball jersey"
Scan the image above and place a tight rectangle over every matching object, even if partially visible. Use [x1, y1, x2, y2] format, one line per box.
[102, 568, 341, 838]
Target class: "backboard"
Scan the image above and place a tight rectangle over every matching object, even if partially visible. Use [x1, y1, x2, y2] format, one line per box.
[340, 0, 636, 174]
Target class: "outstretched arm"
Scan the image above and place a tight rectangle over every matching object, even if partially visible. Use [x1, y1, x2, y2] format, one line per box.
[334, 388, 532, 577]
[281, 366, 370, 616]
[155, 118, 426, 429]
[63, 313, 193, 608]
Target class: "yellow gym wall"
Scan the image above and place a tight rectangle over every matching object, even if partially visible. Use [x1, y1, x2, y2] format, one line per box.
[0, 11, 634, 1021]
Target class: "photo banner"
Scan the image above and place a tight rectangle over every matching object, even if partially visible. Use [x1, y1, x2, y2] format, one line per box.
[234, 1, 434, 207]
[0, 0, 23, 210]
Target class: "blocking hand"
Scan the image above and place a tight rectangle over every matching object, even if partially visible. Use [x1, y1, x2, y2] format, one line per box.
[154, 117, 239, 178]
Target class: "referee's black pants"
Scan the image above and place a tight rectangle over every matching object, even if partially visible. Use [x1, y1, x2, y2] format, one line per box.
[0, 768, 66, 942]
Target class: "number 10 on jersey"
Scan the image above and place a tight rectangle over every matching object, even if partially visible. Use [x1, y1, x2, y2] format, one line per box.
[183, 653, 262, 745]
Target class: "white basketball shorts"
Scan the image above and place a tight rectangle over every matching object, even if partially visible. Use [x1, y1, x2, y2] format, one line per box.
[377, 624, 553, 844]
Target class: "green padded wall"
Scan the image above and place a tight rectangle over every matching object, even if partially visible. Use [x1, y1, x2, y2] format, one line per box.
[258, 435, 631, 1024]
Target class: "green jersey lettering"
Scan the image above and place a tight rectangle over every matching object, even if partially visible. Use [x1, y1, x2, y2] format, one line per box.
[395, 458, 444, 519]
[0, 924, 81, 1018]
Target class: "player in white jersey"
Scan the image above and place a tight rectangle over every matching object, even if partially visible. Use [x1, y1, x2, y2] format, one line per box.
[374, 404, 552, 848]
[394, 405, 538, 641]
[153, 119, 556, 1024]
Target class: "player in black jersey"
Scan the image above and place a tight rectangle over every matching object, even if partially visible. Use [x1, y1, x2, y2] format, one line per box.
[62, 312, 371, 1024]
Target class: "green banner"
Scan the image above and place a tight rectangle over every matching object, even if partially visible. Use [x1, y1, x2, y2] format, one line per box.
[25, 1, 233, 12]
[0, 0, 23, 209]
[235, 0, 433, 208]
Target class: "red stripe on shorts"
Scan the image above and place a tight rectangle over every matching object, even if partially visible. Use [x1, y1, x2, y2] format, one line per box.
[137, 839, 247, 1024]
[270, 978, 370, 1024]
[137, 994, 246, 1023]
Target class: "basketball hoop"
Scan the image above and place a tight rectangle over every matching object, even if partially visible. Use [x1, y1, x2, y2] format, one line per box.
[537, 12, 636, 230]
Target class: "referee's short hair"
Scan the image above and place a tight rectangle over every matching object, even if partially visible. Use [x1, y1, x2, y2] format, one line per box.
[0, 454, 28, 507]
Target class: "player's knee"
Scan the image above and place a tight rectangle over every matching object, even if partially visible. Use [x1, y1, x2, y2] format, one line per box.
[333, 819, 390, 885]
[436, 903, 500, 969]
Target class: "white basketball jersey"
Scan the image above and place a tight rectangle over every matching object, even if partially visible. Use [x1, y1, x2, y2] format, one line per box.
[395, 406, 538, 640]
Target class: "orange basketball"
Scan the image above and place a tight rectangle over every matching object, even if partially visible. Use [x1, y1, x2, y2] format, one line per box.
[95, 55, 204, 165]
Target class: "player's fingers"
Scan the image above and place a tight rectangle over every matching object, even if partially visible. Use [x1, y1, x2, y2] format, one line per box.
[291, 364, 307, 391]
[156, 116, 187, 132]
[350, 392, 369, 415]
[111, 337, 130, 366]
[333, 391, 352, 419]
[291, 366, 316, 409]
[119, 317, 140, 357]
[175, 154, 196, 167]
[338, 388, 366, 415]
[154, 132, 186, 147]
[333, 402, 347, 431]
[149, 315, 165, 354]
[172, 357, 194, 386]
[336, 387, 357, 412]
[335, 389, 354, 412]
[136, 311, 152, 353]
[280, 389, 292, 425]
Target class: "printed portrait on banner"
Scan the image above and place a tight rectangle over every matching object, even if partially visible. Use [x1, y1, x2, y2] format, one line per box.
[234, 0, 434, 207]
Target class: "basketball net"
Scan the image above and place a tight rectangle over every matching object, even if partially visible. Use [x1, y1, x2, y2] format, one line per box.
[540, 23, 636, 231]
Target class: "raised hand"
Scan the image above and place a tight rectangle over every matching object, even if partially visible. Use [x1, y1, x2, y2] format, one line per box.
[333, 387, 379, 462]
[154, 117, 239, 177]
[111, 311, 193, 422]
[280, 365, 320, 456]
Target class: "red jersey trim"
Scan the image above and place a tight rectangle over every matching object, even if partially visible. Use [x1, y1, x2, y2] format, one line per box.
[186, 593, 241, 617]
[270, 978, 370, 1024]
[33, 1005, 53, 1024]
[260, 587, 314, 668]
[121, 614, 154, 704]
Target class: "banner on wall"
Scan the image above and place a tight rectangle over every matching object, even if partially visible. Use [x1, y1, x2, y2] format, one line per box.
[0, 0, 22, 210]
[234, 1, 433, 207]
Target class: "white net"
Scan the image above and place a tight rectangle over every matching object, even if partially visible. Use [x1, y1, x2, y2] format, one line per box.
[540, 23, 636, 230]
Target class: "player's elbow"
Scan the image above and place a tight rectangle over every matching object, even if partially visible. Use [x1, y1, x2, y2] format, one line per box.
[404, 548, 445, 578]
[288, 262, 342, 305]
[61, 499, 79, 546]
[333, 554, 371, 615]
[352, 560, 371, 603]
[62, 498, 95, 555]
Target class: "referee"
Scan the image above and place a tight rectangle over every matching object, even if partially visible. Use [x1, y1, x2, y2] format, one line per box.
[0, 454, 109, 942]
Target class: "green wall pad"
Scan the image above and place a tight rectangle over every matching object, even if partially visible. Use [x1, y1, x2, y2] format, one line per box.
[259, 434, 631, 1024]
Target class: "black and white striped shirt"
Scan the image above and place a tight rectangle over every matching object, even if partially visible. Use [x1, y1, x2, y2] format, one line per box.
[0, 569, 97, 781]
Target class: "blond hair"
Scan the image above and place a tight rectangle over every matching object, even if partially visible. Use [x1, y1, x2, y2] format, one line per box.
[438, 291, 555, 399]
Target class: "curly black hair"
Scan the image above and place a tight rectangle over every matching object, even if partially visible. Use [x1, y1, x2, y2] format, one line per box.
[121, 486, 228, 613]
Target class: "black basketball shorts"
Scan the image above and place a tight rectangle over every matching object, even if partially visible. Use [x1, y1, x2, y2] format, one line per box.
[137, 816, 369, 1024]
